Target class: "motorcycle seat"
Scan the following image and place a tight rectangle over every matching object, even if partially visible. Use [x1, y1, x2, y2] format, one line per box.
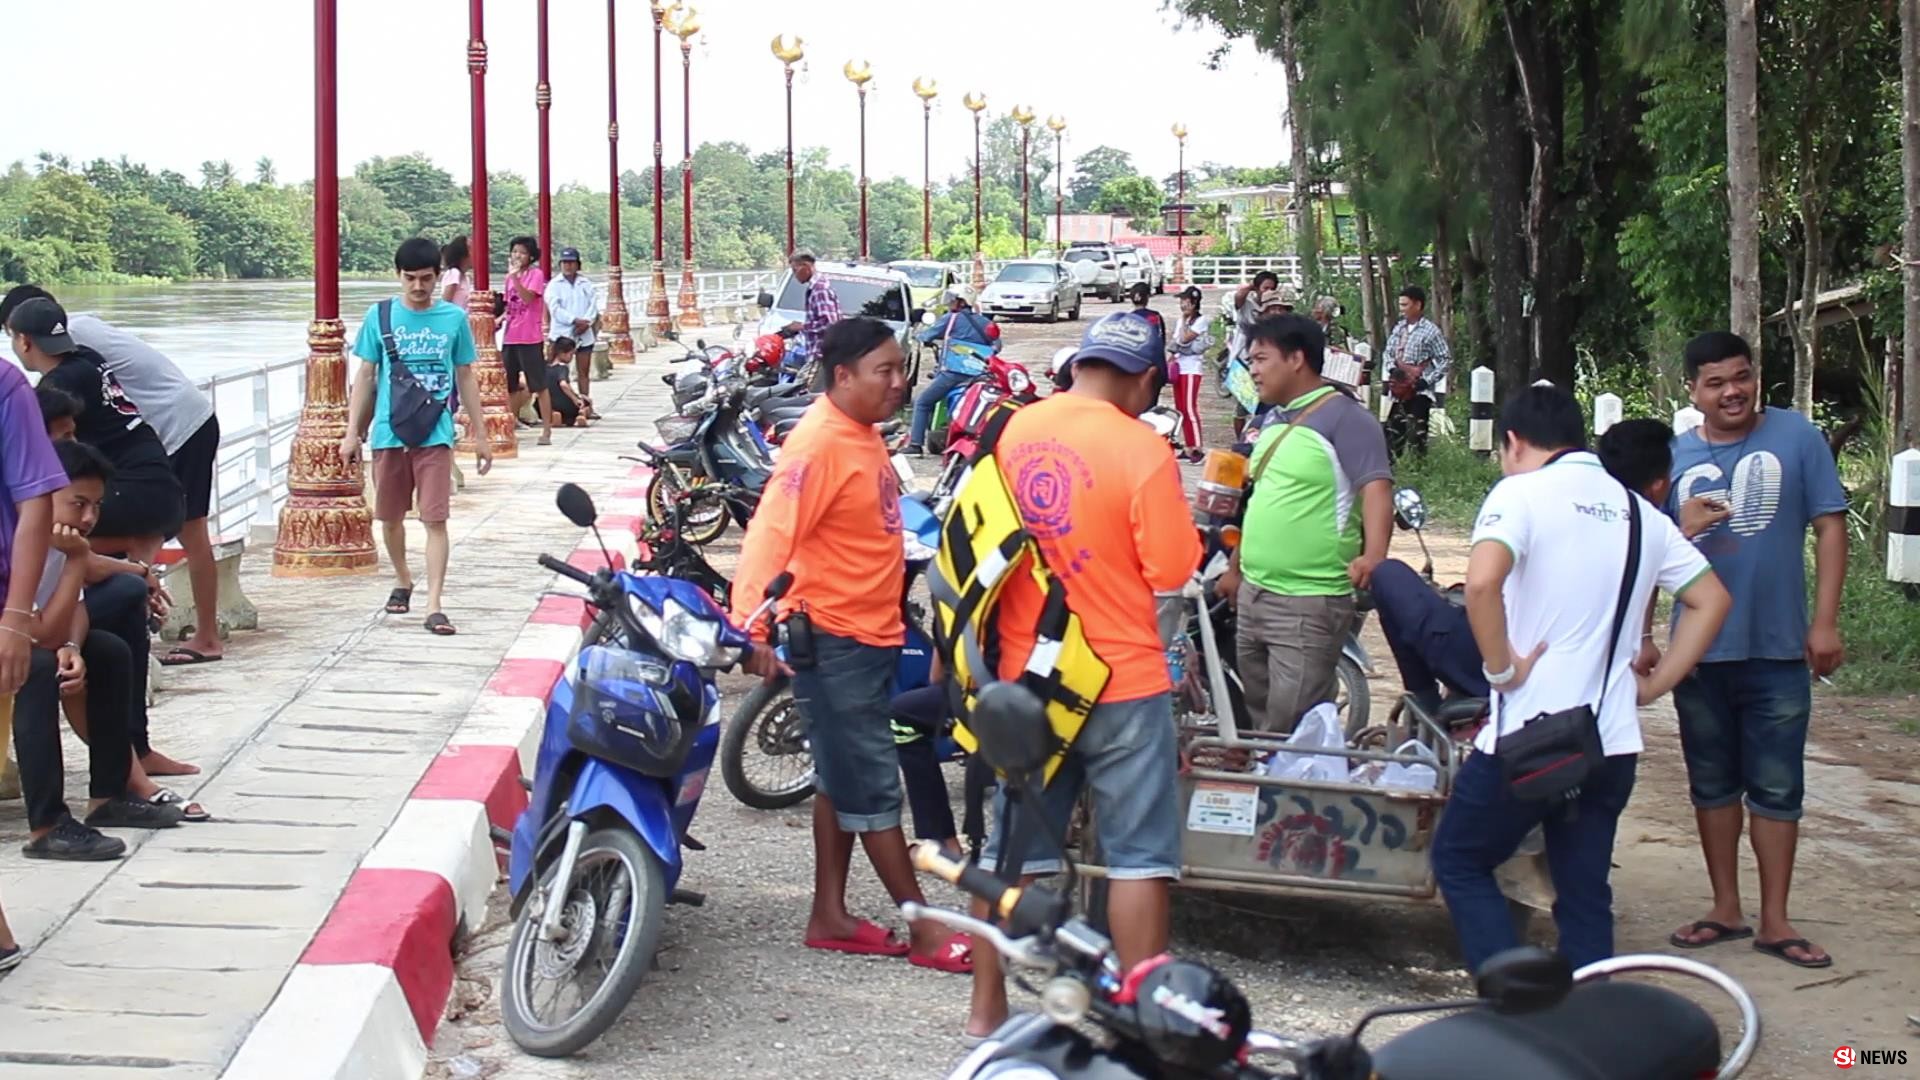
[1437, 697, 1488, 724]
[758, 404, 813, 424]
[745, 382, 809, 408]
[1369, 980, 1720, 1080]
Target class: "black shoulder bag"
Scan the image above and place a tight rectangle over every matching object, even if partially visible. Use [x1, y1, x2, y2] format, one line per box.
[1494, 481, 1640, 807]
[377, 299, 450, 448]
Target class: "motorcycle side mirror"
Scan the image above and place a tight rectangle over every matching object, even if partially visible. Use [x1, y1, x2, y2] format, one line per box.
[968, 681, 1050, 777]
[764, 572, 794, 600]
[1474, 947, 1572, 1014]
[696, 337, 707, 350]
[915, 309, 933, 326]
[756, 290, 775, 309]
[1393, 487, 1428, 531]
[555, 483, 598, 528]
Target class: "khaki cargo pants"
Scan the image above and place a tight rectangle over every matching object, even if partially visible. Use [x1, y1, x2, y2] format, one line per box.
[1236, 581, 1353, 735]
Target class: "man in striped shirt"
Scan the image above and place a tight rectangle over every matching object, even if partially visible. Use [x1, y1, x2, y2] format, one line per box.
[781, 250, 842, 387]
[1383, 284, 1452, 458]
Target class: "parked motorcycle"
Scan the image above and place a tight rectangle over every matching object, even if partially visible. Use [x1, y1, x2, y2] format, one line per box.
[500, 483, 789, 1057]
[928, 354, 1039, 508]
[1377, 487, 1489, 742]
[718, 491, 956, 810]
[913, 681, 1762, 1080]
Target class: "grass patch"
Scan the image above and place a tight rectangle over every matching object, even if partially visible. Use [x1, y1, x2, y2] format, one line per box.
[1832, 552, 1920, 694]
[1390, 432, 1500, 527]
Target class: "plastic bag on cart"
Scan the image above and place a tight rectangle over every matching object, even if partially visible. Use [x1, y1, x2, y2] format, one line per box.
[1260, 702, 1345, 782]
[1366, 739, 1439, 791]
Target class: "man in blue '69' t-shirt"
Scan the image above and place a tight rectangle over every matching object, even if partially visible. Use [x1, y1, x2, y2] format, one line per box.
[1662, 330, 1847, 970]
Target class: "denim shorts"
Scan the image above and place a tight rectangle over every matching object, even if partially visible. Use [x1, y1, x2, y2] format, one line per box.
[978, 692, 1182, 881]
[1671, 659, 1812, 821]
[789, 632, 903, 833]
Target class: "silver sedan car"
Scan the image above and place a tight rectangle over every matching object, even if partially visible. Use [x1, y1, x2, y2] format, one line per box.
[976, 260, 1083, 322]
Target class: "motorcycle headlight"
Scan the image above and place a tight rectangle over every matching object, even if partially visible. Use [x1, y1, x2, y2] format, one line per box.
[1005, 367, 1032, 394]
[629, 595, 741, 668]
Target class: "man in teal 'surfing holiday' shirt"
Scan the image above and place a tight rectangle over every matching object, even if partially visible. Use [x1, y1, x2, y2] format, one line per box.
[350, 301, 476, 451]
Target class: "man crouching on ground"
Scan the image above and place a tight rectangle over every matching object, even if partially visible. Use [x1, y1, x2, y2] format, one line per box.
[966, 311, 1203, 1038]
[729, 317, 971, 973]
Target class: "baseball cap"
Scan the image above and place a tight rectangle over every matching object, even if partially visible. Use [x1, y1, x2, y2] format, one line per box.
[1177, 285, 1203, 305]
[558, 246, 582, 263]
[6, 297, 75, 356]
[1073, 310, 1166, 375]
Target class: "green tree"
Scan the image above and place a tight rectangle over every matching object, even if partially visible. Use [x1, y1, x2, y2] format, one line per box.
[1068, 146, 1136, 211]
[1094, 175, 1166, 227]
[338, 176, 411, 273]
[108, 194, 197, 278]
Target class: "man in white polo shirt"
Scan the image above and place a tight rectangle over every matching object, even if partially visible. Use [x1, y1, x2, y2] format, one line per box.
[1431, 385, 1731, 974]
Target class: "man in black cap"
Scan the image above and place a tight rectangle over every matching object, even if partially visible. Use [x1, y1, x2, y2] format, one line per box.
[544, 246, 601, 420]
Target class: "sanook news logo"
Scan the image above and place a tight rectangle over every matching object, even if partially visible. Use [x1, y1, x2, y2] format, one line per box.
[1835, 1045, 1908, 1069]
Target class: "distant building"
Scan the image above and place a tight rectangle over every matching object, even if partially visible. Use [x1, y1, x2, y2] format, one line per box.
[1189, 181, 1355, 249]
[1046, 214, 1128, 246]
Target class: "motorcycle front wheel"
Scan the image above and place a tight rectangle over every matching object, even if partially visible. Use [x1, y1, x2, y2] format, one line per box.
[646, 469, 730, 546]
[501, 827, 666, 1058]
[720, 678, 817, 810]
[1337, 654, 1372, 740]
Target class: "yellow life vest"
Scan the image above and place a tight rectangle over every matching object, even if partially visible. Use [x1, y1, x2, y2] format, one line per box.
[929, 406, 1111, 785]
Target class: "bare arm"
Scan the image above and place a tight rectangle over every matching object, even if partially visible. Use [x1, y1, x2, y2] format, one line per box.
[1, 494, 52, 693]
[1463, 540, 1516, 677]
[344, 361, 378, 442]
[1639, 571, 1730, 702]
[28, 552, 88, 647]
[1805, 511, 1847, 675]
[455, 365, 493, 475]
[1347, 479, 1393, 588]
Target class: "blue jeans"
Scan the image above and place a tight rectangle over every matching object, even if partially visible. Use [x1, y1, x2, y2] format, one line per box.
[1432, 751, 1638, 973]
[909, 370, 970, 447]
[979, 693, 1182, 881]
[790, 633, 903, 833]
[1371, 559, 1487, 706]
[1672, 659, 1811, 821]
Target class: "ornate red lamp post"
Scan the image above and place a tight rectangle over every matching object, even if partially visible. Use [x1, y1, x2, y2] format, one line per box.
[914, 77, 938, 257]
[964, 91, 987, 290]
[601, 0, 636, 364]
[1048, 115, 1066, 249]
[845, 60, 873, 261]
[1171, 122, 1189, 288]
[666, 4, 703, 328]
[646, 1, 673, 336]
[772, 35, 804, 255]
[274, 0, 375, 577]
[457, 0, 517, 459]
[536, 0, 552, 282]
[1011, 105, 1034, 257]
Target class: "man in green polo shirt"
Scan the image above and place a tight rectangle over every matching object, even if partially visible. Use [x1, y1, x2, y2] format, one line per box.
[1216, 315, 1393, 733]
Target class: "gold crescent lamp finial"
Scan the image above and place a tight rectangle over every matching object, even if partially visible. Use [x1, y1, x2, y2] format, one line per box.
[1172, 122, 1188, 140]
[963, 91, 986, 113]
[1011, 105, 1035, 125]
[843, 60, 872, 86]
[913, 76, 939, 101]
[771, 35, 805, 64]
[663, 4, 699, 38]
[1047, 114, 1066, 133]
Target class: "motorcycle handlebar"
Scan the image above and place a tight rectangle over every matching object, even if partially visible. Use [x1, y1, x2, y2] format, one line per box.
[911, 842, 1022, 921]
[538, 553, 595, 588]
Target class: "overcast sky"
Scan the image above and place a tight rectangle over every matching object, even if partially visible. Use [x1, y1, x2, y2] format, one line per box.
[4, 0, 1288, 190]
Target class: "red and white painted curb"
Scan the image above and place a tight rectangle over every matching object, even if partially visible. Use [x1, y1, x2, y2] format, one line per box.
[223, 468, 654, 1080]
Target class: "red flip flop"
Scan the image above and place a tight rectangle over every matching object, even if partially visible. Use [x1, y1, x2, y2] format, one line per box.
[909, 932, 974, 975]
[804, 919, 910, 957]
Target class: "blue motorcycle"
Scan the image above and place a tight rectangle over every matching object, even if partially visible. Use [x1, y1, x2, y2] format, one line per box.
[501, 483, 788, 1058]
[717, 492, 964, 810]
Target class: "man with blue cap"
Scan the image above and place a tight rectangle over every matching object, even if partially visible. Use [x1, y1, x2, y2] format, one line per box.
[544, 246, 601, 420]
[965, 310, 1202, 1039]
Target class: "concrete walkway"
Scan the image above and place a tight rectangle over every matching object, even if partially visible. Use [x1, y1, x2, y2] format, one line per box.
[0, 352, 675, 1079]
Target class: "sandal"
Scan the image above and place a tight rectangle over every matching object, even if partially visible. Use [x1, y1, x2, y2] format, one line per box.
[1753, 937, 1832, 969]
[1668, 920, 1753, 950]
[804, 919, 911, 957]
[150, 789, 210, 823]
[384, 587, 412, 614]
[159, 647, 222, 667]
[424, 612, 457, 636]
[910, 933, 974, 975]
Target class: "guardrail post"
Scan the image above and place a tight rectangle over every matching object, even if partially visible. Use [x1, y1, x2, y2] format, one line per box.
[251, 370, 274, 537]
[1469, 366, 1496, 456]
[1593, 392, 1623, 436]
[1672, 404, 1703, 434]
[1889, 448, 1920, 591]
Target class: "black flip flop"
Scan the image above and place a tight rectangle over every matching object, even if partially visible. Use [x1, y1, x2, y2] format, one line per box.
[385, 587, 413, 614]
[1753, 938, 1832, 968]
[1668, 920, 1754, 950]
[424, 612, 457, 636]
[159, 647, 222, 667]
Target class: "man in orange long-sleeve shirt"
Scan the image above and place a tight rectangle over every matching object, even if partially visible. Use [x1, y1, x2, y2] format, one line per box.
[731, 317, 970, 973]
[966, 310, 1204, 1038]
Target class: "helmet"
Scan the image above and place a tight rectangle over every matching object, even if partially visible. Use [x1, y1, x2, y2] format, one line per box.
[1130, 959, 1253, 1072]
[1050, 345, 1077, 391]
[752, 333, 787, 368]
[942, 288, 970, 309]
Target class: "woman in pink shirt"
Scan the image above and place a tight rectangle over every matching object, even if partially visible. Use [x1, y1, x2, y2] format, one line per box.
[438, 235, 473, 311]
[501, 237, 551, 445]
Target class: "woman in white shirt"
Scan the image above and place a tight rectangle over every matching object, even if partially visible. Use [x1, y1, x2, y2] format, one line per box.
[1170, 286, 1213, 462]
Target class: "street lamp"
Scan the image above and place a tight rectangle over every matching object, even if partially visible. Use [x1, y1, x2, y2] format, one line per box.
[964, 91, 987, 290]
[1171, 122, 1188, 288]
[1011, 105, 1034, 257]
[458, 0, 516, 458]
[914, 77, 938, 257]
[666, 5, 702, 328]
[772, 35, 805, 255]
[1047, 115, 1066, 250]
[646, 0, 672, 336]
[274, 0, 375, 577]
[601, 0, 635, 364]
[536, 0, 552, 283]
[845, 60, 873, 261]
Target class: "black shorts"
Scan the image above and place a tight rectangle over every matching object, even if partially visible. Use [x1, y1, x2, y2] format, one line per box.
[502, 343, 548, 394]
[96, 462, 185, 542]
[168, 415, 220, 522]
